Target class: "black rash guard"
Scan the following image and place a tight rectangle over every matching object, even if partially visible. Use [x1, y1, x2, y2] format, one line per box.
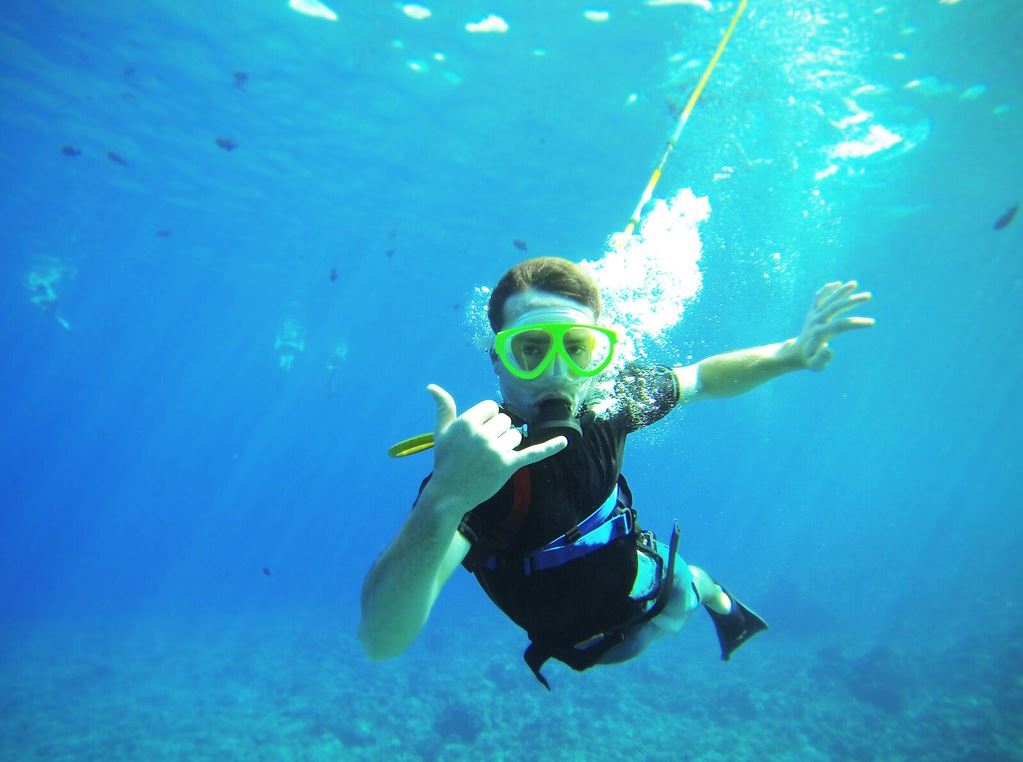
[416, 363, 682, 649]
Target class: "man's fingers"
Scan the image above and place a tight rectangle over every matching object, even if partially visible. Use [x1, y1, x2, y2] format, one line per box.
[815, 280, 866, 310]
[814, 281, 843, 308]
[462, 399, 501, 426]
[807, 345, 833, 371]
[818, 290, 872, 323]
[826, 316, 876, 336]
[514, 436, 568, 467]
[482, 412, 513, 437]
[427, 384, 457, 434]
[495, 427, 523, 451]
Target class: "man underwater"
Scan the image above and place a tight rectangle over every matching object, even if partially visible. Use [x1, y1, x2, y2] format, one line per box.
[359, 257, 874, 688]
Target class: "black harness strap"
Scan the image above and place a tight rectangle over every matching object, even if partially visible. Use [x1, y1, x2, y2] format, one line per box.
[523, 521, 681, 690]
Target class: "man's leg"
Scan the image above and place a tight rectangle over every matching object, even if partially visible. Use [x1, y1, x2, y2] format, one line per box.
[690, 565, 768, 660]
[597, 620, 666, 664]
[598, 545, 700, 664]
[688, 565, 733, 615]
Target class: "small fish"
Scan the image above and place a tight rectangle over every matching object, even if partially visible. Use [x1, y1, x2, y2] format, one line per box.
[512, 239, 528, 251]
[107, 151, 128, 166]
[233, 71, 248, 89]
[123, 65, 135, 79]
[261, 566, 271, 576]
[329, 267, 338, 282]
[215, 137, 237, 151]
[994, 203, 1019, 231]
[384, 249, 395, 258]
[61, 145, 81, 157]
[155, 229, 172, 238]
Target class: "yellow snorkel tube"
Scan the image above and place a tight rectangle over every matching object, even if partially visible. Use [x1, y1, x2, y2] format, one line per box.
[387, 432, 435, 458]
[388, 1, 747, 458]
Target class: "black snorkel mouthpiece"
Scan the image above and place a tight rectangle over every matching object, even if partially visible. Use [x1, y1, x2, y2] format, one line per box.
[530, 398, 582, 447]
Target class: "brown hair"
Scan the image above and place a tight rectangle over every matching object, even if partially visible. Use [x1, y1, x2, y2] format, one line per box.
[487, 257, 602, 332]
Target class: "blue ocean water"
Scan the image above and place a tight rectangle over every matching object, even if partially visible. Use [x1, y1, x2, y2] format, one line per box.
[1, 0, 1021, 759]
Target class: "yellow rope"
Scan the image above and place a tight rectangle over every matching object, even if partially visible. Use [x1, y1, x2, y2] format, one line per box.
[388, 2, 749, 459]
[623, 0, 748, 237]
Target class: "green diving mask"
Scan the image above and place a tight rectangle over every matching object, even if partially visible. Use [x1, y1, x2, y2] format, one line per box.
[494, 322, 617, 380]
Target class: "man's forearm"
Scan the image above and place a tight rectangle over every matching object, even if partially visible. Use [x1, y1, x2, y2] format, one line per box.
[695, 339, 806, 398]
[358, 486, 468, 659]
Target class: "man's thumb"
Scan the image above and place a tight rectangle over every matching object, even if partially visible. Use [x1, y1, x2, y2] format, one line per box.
[427, 384, 457, 433]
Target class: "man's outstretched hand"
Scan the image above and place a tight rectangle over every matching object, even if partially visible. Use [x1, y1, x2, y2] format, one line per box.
[425, 384, 566, 512]
[789, 281, 874, 371]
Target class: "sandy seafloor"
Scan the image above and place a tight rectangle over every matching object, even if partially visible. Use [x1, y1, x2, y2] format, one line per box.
[3, 613, 1019, 761]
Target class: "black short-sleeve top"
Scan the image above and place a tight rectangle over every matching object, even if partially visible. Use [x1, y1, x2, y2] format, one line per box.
[420, 363, 681, 645]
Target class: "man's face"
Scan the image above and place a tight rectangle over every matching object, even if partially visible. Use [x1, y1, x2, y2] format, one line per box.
[492, 289, 598, 422]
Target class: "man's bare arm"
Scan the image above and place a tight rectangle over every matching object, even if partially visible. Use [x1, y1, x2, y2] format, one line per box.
[676, 280, 874, 401]
[358, 484, 471, 660]
[358, 385, 567, 660]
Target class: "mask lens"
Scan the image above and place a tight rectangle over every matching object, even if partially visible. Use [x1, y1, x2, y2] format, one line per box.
[509, 329, 554, 373]
[563, 327, 611, 373]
